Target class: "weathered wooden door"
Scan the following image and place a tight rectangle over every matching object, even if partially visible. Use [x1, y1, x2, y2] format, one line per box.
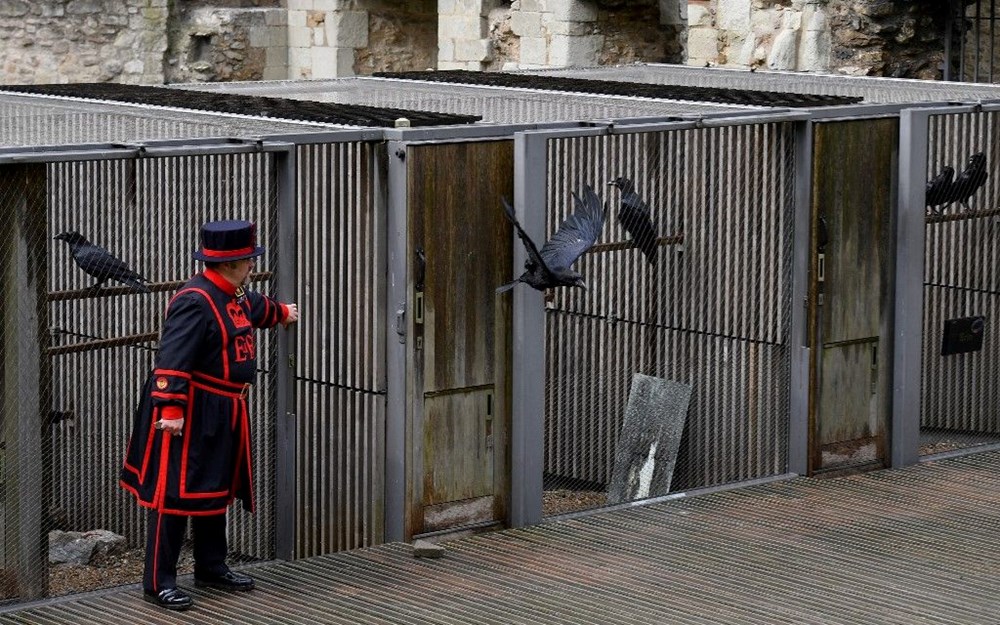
[809, 119, 896, 473]
[405, 140, 513, 537]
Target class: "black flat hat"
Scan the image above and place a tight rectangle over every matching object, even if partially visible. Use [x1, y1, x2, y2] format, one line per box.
[193, 220, 265, 262]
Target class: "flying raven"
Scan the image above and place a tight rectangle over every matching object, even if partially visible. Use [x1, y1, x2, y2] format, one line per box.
[496, 184, 606, 293]
[948, 152, 988, 211]
[608, 176, 658, 266]
[925, 165, 955, 215]
[54, 231, 150, 293]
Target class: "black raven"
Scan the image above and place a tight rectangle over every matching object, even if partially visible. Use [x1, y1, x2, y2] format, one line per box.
[54, 231, 150, 293]
[948, 152, 988, 211]
[608, 176, 657, 266]
[925, 165, 955, 215]
[496, 184, 606, 293]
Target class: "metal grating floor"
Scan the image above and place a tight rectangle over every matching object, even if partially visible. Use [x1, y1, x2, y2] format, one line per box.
[4, 451, 1000, 624]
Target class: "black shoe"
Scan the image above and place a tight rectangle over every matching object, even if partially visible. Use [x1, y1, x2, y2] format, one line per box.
[194, 569, 255, 591]
[143, 587, 193, 611]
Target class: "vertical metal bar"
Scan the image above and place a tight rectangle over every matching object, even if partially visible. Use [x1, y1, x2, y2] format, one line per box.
[273, 145, 298, 560]
[976, 0, 983, 82]
[384, 140, 408, 543]
[510, 131, 548, 528]
[893, 108, 932, 468]
[788, 120, 813, 476]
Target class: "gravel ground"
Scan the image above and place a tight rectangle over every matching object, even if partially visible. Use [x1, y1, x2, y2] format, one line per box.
[48, 547, 194, 598]
[543, 489, 608, 516]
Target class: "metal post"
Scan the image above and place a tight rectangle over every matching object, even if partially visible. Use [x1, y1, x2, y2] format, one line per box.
[509, 132, 547, 528]
[384, 140, 408, 542]
[788, 120, 813, 476]
[273, 145, 298, 560]
[892, 108, 930, 468]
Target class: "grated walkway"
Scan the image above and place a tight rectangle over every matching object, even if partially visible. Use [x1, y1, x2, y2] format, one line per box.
[4, 451, 1000, 624]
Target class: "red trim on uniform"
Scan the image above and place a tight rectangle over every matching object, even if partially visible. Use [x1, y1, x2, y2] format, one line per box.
[204, 268, 238, 296]
[158, 504, 232, 516]
[185, 288, 231, 379]
[280, 302, 289, 322]
[160, 406, 184, 421]
[192, 370, 246, 390]
[153, 369, 192, 379]
[151, 391, 188, 401]
[200, 246, 254, 259]
[153, 430, 171, 510]
[123, 405, 160, 481]
[179, 393, 231, 500]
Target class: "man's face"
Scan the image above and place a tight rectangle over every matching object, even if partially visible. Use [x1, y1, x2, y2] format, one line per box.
[231, 257, 254, 286]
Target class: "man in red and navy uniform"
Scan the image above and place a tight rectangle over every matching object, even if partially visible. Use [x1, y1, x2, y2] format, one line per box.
[120, 220, 299, 611]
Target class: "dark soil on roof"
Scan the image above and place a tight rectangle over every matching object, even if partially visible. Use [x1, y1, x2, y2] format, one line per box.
[0, 83, 481, 128]
[374, 69, 864, 108]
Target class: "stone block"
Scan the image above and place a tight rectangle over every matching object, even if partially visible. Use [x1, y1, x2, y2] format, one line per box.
[454, 38, 490, 62]
[288, 25, 313, 48]
[686, 3, 712, 28]
[265, 9, 286, 26]
[314, 0, 341, 9]
[249, 26, 268, 48]
[767, 28, 798, 70]
[798, 28, 829, 70]
[289, 45, 312, 74]
[263, 65, 288, 80]
[313, 25, 326, 46]
[548, 34, 601, 66]
[288, 9, 307, 28]
[270, 25, 288, 47]
[549, 0, 597, 22]
[438, 60, 469, 70]
[438, 38, 455, 62]
[287, 0, 313, 10]
[606, 375, 691, 504]
[326, 10, 369, 48]
[510, 11, 542, 37]
[717, 0, 750, 31]
[439, 14, 485, 39]
[687, 27, 719, 62]
[518, 0, 543, 11]
[266, 45, 288, 68]
[519, 36, 547, 65]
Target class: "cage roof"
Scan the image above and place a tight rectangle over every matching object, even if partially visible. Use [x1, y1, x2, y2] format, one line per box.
[177, 76, 764, 124]
[519, 64, 1000, 104]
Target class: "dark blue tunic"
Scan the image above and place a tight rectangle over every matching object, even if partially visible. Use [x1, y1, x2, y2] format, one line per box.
[120, 270, 285, 515]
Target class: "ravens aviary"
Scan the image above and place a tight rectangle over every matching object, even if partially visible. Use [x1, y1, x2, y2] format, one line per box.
[948, 151, 988, 211]
[496, 184, 606, 293]
[54, 231, 150, 293]
[925, 165, 955, 215]
[608, 176, 658, 266]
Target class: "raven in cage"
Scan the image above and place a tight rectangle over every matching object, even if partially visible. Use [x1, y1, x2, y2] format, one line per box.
[608, 176, 658, 266]
[55, 231, 150, 293]
[496, 184, 605, 293]
[925, 165, 955, 215]
[949, 152, 988, 211]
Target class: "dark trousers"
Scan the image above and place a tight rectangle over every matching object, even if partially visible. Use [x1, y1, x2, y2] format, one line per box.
[143, 509, 229, 592]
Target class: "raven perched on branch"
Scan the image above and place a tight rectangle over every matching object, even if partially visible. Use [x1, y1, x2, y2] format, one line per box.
[54, 231, 150, 293]
[608, 176, 658, 266]
[925, 165, 955, 215]
[949, 152, 988, 211]
[496, 184, 606, 293]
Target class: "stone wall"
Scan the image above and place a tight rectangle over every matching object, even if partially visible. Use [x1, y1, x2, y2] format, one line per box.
[687, 0, 948, 78]
[0, 0, 962, 85]
[0, 0, 169, 84]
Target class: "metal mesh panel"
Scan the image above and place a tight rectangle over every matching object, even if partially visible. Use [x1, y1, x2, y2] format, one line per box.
[180, 78, 761, 124]
[0, 151, 280, 603]
[0, 93, 342, 148]
[525, 65, 1000, 104]
[295, 141, 385, 557]
[921, 111, 1000, 455]
[541, 123, 795, 516]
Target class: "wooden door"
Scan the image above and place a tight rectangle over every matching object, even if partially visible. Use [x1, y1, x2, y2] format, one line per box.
[810, 119, 896, 473]
[405, 140, 513, 536]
